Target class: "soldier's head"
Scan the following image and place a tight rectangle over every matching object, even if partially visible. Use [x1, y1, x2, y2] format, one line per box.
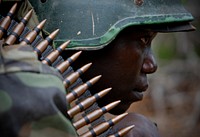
[29, 0, 195, 114]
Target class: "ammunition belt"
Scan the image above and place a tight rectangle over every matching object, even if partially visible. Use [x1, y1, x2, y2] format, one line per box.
[0, 3, 134, 136]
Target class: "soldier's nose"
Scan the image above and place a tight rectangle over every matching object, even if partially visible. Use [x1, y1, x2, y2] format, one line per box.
[142, 51, 157, 74]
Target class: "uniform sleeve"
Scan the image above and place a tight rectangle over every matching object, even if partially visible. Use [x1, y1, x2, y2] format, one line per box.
[0, 42, 78, 137]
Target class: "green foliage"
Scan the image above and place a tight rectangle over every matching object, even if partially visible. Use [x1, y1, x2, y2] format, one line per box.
[181, 0, 187, 4]
[156, 44, 176, 60]
[153, 34, 177, 63]
[194, 44, 200, 57]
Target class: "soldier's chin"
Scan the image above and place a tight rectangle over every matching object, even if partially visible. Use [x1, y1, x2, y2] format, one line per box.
[108, 102, 132, 115]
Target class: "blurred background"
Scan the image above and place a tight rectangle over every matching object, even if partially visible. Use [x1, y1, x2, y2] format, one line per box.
[128, 0, 200, 137]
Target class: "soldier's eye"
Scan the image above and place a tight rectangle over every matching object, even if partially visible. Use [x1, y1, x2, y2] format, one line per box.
[140, 37, 150, 45]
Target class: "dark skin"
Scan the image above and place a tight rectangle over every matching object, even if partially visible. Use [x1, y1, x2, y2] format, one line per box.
[62, 27, 161, 137]
[66, 27, 158, 115]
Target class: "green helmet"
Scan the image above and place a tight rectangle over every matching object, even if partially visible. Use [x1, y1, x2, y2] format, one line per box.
[29, 0, 194, 50]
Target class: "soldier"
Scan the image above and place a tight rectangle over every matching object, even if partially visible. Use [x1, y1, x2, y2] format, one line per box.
[28, 0, 195, 136]
[0, 0, 195, 137]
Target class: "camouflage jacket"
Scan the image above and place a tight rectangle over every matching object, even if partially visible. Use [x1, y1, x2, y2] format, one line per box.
[0, 40, 78, 137]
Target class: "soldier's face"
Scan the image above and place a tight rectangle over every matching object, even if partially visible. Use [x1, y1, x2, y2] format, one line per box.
[73, 29, 157, 114]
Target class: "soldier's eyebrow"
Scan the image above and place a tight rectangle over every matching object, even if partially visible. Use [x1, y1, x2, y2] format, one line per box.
[135, 31, 157, 38]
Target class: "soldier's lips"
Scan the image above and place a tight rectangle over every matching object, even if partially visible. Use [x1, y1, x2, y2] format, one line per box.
[131, 85, 148, 100]
[131, 91, 143, 100]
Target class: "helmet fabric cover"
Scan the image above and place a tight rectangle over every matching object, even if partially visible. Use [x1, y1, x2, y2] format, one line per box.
[29, 0, 194, 50]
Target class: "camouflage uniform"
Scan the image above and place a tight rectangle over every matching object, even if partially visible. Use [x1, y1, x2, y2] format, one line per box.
[0, 41, 78, 137]
[0, 0, 195, 137]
